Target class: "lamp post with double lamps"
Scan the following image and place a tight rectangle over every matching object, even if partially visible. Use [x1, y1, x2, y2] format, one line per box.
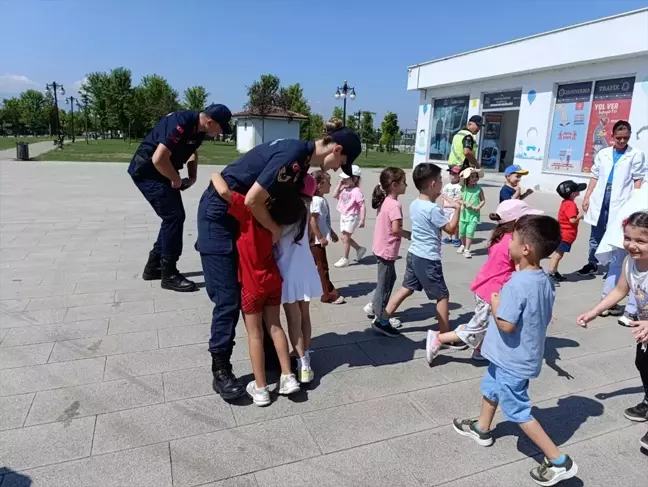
[66, 96, 77, 143]
[46, 82, 65, 147]
[334, 80, 356, 126]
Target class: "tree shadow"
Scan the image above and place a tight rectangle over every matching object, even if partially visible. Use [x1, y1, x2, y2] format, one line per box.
[595, 386, 644, 400]
[336, 281, 375, 298]
[544, 336, 580, 380]
[0, 467, 33, 486]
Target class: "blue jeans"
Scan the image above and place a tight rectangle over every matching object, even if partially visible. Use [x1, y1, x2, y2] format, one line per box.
[601, 248, 637, 315]
[588, 185, 612, 266]
[132, 178, 185, 259]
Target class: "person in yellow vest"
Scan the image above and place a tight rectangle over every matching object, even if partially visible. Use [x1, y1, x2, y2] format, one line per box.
[448, 115, 485, 171]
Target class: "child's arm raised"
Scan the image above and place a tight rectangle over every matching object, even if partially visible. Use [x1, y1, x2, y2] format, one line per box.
[577, 259, 631, 327]
[211, 172, 232, 204]
[440, 195, 461, 236]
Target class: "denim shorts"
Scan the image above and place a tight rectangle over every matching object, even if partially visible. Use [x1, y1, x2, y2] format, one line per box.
[402, 253, 449, 301]
[481, 363, 533, 423]
[557, 241, 572, 253]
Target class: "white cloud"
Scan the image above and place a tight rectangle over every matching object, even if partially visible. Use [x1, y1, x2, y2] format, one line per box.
[0, 74, 40, 92]
[73, 77, 88, 90]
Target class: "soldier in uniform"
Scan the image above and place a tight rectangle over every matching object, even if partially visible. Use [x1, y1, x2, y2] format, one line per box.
[128, 104, 232, 292]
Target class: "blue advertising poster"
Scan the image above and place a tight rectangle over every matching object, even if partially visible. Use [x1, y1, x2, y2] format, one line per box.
[546, 82, 592, 173]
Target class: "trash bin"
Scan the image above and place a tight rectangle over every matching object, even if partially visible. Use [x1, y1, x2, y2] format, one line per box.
[16, 142, 29, 161]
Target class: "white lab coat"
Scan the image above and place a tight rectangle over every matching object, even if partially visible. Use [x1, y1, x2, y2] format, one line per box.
[584, 145, 646, 227]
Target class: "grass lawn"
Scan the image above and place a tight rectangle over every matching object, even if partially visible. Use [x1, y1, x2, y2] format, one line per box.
[0, 136, 56, 150]
[35, 139, 414, 168]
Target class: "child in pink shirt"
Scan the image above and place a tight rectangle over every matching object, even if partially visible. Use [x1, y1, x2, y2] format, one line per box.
[363, 168, 411, 326]
[333, 164, 367, 267]
[425, 199, 543, 363]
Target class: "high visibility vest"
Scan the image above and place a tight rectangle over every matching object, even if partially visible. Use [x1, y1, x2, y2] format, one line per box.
[448, 128, 478, 167]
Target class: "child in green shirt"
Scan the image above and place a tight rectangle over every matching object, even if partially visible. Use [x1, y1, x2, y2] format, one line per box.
[458, 167, 485, 258]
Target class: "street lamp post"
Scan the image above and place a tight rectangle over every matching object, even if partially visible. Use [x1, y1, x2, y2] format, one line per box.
[80, 93, 90, 144]
[46, 82, 65, 147]
[66, 96, 77, 143]
[334, 80, 356, 126]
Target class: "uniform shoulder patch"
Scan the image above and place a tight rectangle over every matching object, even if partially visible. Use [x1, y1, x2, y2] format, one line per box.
[176, 125, 184, 134]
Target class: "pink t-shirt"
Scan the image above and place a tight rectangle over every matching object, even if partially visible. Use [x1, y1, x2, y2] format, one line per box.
[470, 233, 515, 303]
[372, 196, 403, 261]
[336, 187, 365, 217]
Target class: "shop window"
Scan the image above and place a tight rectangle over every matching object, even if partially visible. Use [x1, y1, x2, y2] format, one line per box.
[545, 76, 635, 174]
[429, 96, 469, 160]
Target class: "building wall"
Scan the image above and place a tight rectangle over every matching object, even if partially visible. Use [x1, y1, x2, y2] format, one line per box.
[236, 120, 256, 152]
[235, 118, 302, 152]
[258, 119, 301, 144]
[412, 55, 648, 191]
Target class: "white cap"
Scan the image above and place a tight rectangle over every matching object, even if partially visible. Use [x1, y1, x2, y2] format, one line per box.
[339, 164, 362, 178]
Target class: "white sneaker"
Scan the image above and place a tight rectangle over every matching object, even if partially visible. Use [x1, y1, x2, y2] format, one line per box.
[246, 381, 271, 407]
[279, 374, 301, 395]
[331, 295, 346, 304]
[356, 247, 367, 261]
[299, 366, 314, 384]
[425, 330, 442, 365]
[334, 257, 349, 268]
[363, 302, 375, 318]
[389, 317, 402, 328]
[463, 249, 472, 259]
[456, 245, 465, 254]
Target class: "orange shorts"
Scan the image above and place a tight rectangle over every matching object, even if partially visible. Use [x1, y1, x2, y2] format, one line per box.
[241, 288, 282, 314]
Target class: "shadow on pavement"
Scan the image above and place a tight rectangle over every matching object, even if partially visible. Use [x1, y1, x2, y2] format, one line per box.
[544, 336, 580, 380]
[595, 386, 644, 400]
[0, 468, 33, 486]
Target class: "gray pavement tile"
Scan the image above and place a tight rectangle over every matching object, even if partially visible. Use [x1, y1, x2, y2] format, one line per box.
[0, 342, 54, 369]
[301, 394, 433, 453]
[0, 327, 8, 344]
[309, 343, 375, 375]
[103, 344, 210, 380]
[153, 293, 211, 312]
[333, 357, 449, 402]
[0, 393, 34, 430]
[92, 395, 236, 455]
[25, 291, 115, 311]
[0, 416, 95, 471]
[63, 300, 154, 322]
[170, 416, 320, 487]
[26, 374, 164, 426]
[0, 357, 106, 396]
[408, 377, 484, 425]
[309, 321, 378, 349]
[114, 287, 171, 303]
[0, 299, 30, 312]
[0, 319, 108, 347]
[196, 475, 258, 487]
[48, 330, 158, 362]
[0, 283, 77, 301]
[0, 442, 173, 487]
[0, 308, 68, 329]
[356, 332, 428, 365]
[162, 366, 216, 402]
[157, 323, 209, 348]
[107, 308, 201, 334]
[73, 278, 153, 294]
[254, 442, 420, 487]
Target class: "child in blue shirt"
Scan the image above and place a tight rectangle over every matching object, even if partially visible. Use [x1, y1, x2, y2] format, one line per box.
[453, 214, 579, 486]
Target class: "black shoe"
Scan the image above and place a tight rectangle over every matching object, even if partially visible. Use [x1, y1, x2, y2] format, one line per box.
[553, 271, 568, 282]
[600, 304, 624, 317]
[577, 263, 597, 276]
[371, 318, 401, 337]
[211, 355, 245, 400]
[624, 401, 648, 422]
[160, 257, 197, 292]
[142, 250, 161, 281]
[549, 273, 561, 287]
[443, 341, 469, 351]
[641, 431, 648, 450]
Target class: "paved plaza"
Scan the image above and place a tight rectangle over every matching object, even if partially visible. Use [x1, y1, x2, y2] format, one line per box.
[0, 161, 646, 487]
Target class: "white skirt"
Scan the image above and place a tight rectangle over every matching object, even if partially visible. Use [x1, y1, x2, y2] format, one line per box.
[340, 214, 360, 233]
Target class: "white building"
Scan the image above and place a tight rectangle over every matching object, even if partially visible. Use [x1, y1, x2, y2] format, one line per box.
[408, 8, 648, 191]
[234, 107, 307, 153]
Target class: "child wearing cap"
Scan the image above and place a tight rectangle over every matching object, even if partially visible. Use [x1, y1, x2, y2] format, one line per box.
[457, 167, 485, 259]
[547, 180, 586, 286]
[426, 199, 543, 363]
[442, 166, 463, 246]
[500, 165, 534, 203]
[333, 164, 367, 268]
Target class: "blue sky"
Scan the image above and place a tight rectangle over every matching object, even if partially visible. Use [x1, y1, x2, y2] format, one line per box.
[2, 0, 647, 128]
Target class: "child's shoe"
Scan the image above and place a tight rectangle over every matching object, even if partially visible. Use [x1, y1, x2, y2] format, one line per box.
[356, 247, 367, 261]
[278, 374, 301, 395]
[246, 381, 271, 407]
[371, 317, 400, 337]
[548, 272, 562, 287]
[425, 330, 442, 365]
[456, 245, 465, 254]
[363, 302, 375, 318]
[452, 238, 462, 247]
[463, 249, 472, 259]
[452, 418, 493, 447]
[334, 257, 349, 268]
[529, 455, 578, 486]
[442, 237, 453, 244]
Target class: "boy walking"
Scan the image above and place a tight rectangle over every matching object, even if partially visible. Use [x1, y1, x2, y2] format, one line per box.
[500, 164, 534, 203]
[372, 163, 462, 346]
[453, 215, 578, 486]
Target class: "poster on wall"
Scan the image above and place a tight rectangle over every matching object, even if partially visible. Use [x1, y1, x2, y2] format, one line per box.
[582, 76, 635, 173]
[480, 113, 502, 169]
[429, 96, 469, 160]
[546, 82, 592, 173]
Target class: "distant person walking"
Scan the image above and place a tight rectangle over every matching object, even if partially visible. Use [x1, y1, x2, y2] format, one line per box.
[447, 115, 485, 171]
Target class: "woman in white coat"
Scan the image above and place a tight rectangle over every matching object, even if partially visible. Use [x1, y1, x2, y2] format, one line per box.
[578, 121, 646, 279]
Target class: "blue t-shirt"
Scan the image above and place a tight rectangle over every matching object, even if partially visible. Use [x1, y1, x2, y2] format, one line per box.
[408, 198, 449, 262]
[499, 185, 516, 203]
[481, 269, 555, 379]
[607, 147, 627, 184]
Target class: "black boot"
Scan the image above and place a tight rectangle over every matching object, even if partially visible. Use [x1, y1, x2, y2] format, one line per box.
[142, 251, 162, 281]
[160, 257, 197, 292]
[211, 352, 245, 400]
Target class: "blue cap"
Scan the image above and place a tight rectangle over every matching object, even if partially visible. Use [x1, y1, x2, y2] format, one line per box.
[504, 164, 529, 176]
[204, 104, 232, 135]
[328, 127, 362, 176]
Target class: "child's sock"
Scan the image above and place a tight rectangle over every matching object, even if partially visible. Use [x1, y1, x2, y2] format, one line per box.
[550, 454, 566, 466]
[473, 423, 488, 434]
[301, 354, 310, 369]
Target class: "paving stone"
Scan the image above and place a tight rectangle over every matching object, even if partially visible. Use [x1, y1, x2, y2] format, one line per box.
[0, 416, 95, 471]
[108, 308, 201, 334]
[153, 293, 211, 312]
[408, 377, 484, 426]
[26, 291, 115, 311]
[73, 278, 153, 294]
[157, 323, 209, 348]
[26, 374, 164, 426]
[92, 395, 235, 454]
[0, 342, 54, 369]
[103, 344, 209, 380]
[0, 393, 34, 430]
[301, 394, 433, 453]
[63, 300, 154, 322]
[0, 357, 106, 396]
[0, 299, 30, 312]
[197, 475, 258, 487]
[48, 330, 158, 362]
[309, 343, 375, 374]
[162, 366, 216, 402]
[0, 283, 77, 301]
[0, 308, 68, 329]
[255, 442, 420, 487]
[0, 319, 108, 347]
[170, 416, 320, 487]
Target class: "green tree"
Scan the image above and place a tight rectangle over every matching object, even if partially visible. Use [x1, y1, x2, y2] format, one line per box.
[81, 72, 110, 135]
[2, 98, 23, 135]
[360, 112, 376, 146]
[18, 90, 47, 134]
[138, 74, 180, 130]
[331, 106, 344, 121]
[246, 74, 281, 142]
[183, 85, 210, 111]
[307, 113, 324, 139]
[105, 67, 133, 138]
[380, 112, 400, 152]
[282, 83, 311, 139]
[346, 114, 359, 131]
